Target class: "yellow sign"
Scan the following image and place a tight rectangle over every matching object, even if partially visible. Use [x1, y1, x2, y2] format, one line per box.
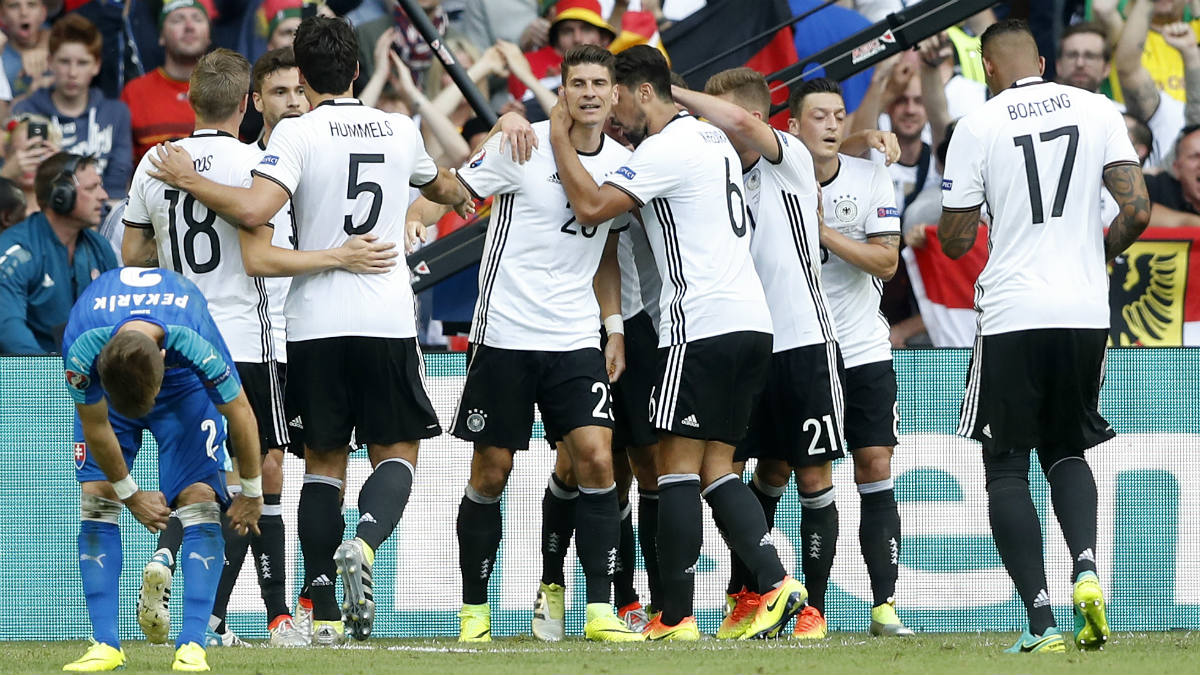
[1107, 240, 1190, 347]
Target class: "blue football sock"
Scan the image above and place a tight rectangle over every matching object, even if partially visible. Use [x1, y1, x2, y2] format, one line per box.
[78, 520, 123, 649]
[177, 520, 223, 648]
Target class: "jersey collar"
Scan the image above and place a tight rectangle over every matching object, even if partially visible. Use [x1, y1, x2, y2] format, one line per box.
[316, 97, 364, 108]
[577, 133, 605, 157]
[190, 129, 236, 139]
[661, 111, 690, 131]
[1010, 76, 1047, 89]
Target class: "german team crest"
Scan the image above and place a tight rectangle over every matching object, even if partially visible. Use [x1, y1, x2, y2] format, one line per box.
[74, 442, 87, 470]
[1108, 240, 1189, 346]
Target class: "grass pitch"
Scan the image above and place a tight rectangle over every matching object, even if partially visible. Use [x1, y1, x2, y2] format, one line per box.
[3, 633, 1198, 674]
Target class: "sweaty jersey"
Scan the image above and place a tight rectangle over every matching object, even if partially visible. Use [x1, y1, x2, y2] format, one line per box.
[744, 128, 835, 353]
[457, 122, 630, 351]
[603, 113, 772, 346]
[942, 78, 1139, 335]
[820, 154, 900, 368]
[124, 130, 280, 364]
[252, 98, 439, 341]
[61, 267, 241, 407]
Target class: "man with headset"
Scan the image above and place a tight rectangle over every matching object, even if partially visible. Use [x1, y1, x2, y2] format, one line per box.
[0, 152, 116, 354]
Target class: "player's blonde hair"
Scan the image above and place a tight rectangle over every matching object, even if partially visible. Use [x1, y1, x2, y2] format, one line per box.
[98, 331, 164, 419]
[189, 48, 251, 123]
[704, 67, 771, 119]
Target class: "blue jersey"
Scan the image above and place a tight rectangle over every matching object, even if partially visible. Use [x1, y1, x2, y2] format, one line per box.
[61, 267, 241, 408]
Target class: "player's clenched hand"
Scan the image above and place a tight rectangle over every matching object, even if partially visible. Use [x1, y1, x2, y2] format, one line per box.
[406, 219, 429, 253]
[146, 141, 197, 188]
[605, 333, 626, 383]
[227, 494, 263, 536]
[867, 130, 900, 165]
[124, 490, 171, 533]
[337, 234, 398, 273]
[497, 111, 537, 163]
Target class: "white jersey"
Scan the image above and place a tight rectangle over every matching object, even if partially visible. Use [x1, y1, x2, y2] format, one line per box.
[457, 121, 630, 351]
[252, 98, 438, 341]
[253, 139, 291, 362]
[124, 129, 279, 363]
[820, 154, 900, 368]
[942, 77, 1139, 335]
[744, 128, 835, 352]
[603, 113, 772, 346]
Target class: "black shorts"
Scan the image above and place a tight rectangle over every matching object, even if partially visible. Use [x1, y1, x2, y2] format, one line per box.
[843, 359, 899, 451]
[286, 336, 441, 451]
[235, 361, 290, 453]
[651, 331, 772, 445]
[451, 344, 614, 450]
[610, 311, 658, 449]
[735, 341, 847, 467]
[958, 328, 1113, 454]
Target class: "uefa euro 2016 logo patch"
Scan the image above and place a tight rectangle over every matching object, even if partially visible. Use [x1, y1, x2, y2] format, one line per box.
[65, 370, 90, 390]
[469, 150, 486, 169]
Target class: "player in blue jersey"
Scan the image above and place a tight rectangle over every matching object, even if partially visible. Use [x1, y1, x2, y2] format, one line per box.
[61, 267, 263, 673]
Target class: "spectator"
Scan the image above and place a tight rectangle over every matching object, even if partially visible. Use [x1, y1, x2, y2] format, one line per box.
[1108, 6, 1190, 170]
[1126, 112, 1155, 166]
[13, 14, 133, 199]
[121, 0, 214, 166]
[461, 0, 544, 53]
[1093, 0, 1198, 105]
[1, 0, 51, 100]
[506, 0, 614, 104]
[1146, 124, 1200, 226]
[0, 113, 59, 216]
[71, 0, 164, 98]
[0, 152, 115, 354]
[0, 175, 25, 228]
[355, 0, 446, 89]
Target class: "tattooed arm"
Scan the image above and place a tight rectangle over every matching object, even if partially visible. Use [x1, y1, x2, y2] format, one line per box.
[820, 227, 900, 280]
[936, 206, 982, 260]
[1114, 0, 1162, 125]
[120, 224, 158, 267]
[1102, 161, 1151, 260]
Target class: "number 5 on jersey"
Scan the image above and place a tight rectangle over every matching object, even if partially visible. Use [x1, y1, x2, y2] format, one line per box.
[344, 153, 385, 235]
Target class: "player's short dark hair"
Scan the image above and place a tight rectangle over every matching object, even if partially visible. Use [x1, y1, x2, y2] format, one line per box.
[787, 77, 842, 118]
[189, 48, 251, 121]
[34, 152, 96, 210]
[613, 45, 672, 102]
[704, 67, 771, 118]
[49, 13, 101, 61]
[253, 46, 296, 95]
[1059, 22, 1111, 62]
[670, 71, 689, 90]
[980, 18, 1036, 55]
[1124, 113, 1153, 156]
[98, 331, 164, 419]
[936, 119, 957, 168]
[293, 15, 358, 95]
[562, 44, 615, 83]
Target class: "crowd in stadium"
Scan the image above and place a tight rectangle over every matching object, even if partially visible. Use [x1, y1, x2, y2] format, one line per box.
[0, 0, 1170, 669]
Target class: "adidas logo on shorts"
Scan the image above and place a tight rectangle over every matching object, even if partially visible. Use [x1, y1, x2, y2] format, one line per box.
[681, 414, 700, 428]
[981, 423, 992, 438]
[289, 417, 304, 430]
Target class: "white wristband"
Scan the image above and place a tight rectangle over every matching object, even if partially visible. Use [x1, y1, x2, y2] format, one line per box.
[111, 475, 138, 501]
[603, 314, 625, 336]
[240, 475, 263, 499]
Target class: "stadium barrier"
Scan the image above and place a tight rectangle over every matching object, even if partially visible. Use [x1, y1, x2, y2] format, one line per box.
[1, 349, 1197, 640]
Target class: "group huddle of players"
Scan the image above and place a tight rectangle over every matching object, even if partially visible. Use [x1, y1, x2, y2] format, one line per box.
[59, 14, 1142, 672]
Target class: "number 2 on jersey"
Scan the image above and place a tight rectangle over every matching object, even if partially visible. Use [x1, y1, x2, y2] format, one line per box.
[1013, 124, 1078, 224]
[164, 189, 220, 274]
[344, 153, 384, 235]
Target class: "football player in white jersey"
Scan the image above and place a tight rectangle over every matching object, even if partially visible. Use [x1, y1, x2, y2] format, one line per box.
[120, 48, 382, 649]
[791, 77, 916, 638]
[671, 68, 847, 641]
[407, 45, 642, 643]
[145, 17, 474, 646]
[938, 20, 1149, 654]
[550, 45, 805, 640]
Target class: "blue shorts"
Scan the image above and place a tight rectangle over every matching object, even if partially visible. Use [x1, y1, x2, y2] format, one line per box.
[74, 378, 232, 507]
